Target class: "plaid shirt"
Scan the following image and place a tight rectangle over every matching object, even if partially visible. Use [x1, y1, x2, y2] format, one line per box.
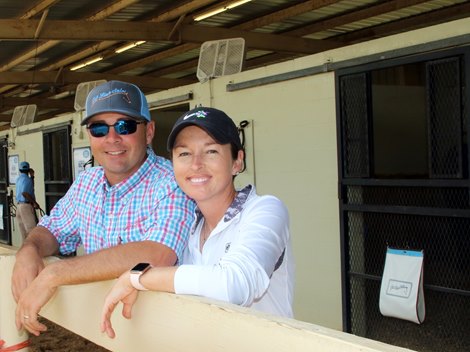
[39, 149, 195, 259]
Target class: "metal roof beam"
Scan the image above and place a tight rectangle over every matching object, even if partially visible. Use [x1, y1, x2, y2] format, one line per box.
[336, 1, 470, 43]
[286, 0, 431, 37]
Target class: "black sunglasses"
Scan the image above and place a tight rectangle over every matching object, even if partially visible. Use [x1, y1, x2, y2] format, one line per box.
[87, 120, 145, 137]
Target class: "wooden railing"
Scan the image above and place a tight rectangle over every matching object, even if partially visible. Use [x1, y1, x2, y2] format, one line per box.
[0, 246, 415, 352]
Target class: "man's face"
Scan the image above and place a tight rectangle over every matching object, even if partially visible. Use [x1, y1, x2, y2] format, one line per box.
[87, 112, 154, 185]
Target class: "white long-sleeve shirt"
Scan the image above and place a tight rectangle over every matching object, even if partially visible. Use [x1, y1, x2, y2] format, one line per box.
[174, 185, 294, 318]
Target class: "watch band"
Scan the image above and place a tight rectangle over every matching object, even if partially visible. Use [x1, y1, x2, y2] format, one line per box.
[130, 272, 149, 291]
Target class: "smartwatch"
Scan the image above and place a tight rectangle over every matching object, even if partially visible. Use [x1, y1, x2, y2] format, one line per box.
[130, 263, 152, 291]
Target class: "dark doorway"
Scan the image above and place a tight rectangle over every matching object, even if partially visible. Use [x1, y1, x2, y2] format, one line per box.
[150, 103, 190, 159]
[43, 126, 73, 214]
[0, 138, 12, 244]
[337, 46, 470, 351]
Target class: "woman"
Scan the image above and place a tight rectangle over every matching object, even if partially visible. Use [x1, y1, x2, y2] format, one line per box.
[100, 107, 294, 338]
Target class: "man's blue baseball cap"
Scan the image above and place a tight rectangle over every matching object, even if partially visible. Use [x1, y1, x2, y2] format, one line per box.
[19, 161, 30, 171]
[81, 80, 151, 126]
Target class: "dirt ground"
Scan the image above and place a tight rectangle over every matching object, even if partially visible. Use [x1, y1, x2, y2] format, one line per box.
[29, 318, 110, 352]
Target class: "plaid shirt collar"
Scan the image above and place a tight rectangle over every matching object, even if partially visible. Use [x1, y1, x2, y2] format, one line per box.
[101, 147, 155, 198]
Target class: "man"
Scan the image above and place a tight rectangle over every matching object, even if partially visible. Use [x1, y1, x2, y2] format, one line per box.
[11, 80, 195, 336]
[15, 161, 40, 240]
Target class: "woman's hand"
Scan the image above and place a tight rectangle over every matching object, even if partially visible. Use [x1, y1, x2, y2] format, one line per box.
[100, 271, 139, 338]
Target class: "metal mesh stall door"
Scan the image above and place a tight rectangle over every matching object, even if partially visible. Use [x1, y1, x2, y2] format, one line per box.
[338, 51, 470, 352]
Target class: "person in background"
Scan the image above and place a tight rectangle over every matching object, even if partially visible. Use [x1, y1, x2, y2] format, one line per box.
[15, 161, 40, 240]
[11, 80, 195, 336]
[101, 107, 294, 338]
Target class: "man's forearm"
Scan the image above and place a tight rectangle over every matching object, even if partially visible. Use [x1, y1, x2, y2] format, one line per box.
[40, 240, 177, 288]
[18, 226, 60, 258]
[22, 192, 36, 204]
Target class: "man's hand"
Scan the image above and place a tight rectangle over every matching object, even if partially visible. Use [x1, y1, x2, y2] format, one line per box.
[101, 271, 139, 339]
[11, 246, 45, 303]
[15, 273, 57, 336]
[11, 229, 60, 336]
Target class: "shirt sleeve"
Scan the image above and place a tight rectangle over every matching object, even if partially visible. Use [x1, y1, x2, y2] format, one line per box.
[38, 180, 81, 254]
[174, 196, 289, 306]
[148, 179, 196, 261]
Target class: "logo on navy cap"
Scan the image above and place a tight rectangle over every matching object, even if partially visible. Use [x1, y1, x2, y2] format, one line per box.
[183, 110, 208, 120]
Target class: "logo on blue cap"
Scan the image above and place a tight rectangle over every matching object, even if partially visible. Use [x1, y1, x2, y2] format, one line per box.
[82, 80, 151, 125]
[91, 87, 132, 106]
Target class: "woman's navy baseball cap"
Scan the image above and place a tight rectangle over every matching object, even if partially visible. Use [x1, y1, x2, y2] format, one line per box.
[167, 107, 242, 151]
[81, 80, 151, 126]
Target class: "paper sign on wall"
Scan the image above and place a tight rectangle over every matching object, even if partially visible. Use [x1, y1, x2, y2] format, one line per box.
[0, 204, 4, 230]
[8, 155, 19, 185]
[73, 147, 92, 180]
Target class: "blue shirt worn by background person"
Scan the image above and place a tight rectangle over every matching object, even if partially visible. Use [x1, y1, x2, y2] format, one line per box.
[39, 148, 195, 259]
[16, 173, 35, 203]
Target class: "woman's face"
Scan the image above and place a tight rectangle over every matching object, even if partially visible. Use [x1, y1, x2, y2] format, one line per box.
[171, 125, 243, 205]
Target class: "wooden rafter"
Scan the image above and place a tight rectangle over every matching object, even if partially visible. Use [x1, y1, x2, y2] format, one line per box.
[0, 0, 469, 121]
[0, 71, 193, 89]
[0, 20, 339, 54]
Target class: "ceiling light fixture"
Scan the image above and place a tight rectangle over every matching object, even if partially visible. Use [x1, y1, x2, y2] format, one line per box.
[194, 0, 251, 22]
[70, 56, 104, 71]
[115, 41, 146, 54]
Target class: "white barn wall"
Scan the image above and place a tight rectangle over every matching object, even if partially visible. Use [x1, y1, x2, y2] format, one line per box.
[191, 73, 342, 327]
[7, 126, 46, 248]
[145, 17, 470, 328]
[4, 113, 85, 248]
[1, 17, 469, 331]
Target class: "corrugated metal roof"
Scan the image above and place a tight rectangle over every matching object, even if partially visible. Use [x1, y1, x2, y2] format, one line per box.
[0, 0, 469, 124]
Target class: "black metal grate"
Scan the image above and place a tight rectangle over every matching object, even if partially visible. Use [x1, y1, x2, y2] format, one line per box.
[338, 48, 470, 352]
[347, 211, 470, 291]
[349, 276, 470, 352]
[340, 73, 370, 178]
[427, 57, 464, 179]
[347, 185, 470, 209]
